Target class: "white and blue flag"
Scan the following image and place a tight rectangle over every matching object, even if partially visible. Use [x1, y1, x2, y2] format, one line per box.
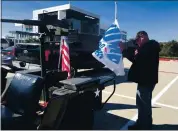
[92, 19, 125, 76]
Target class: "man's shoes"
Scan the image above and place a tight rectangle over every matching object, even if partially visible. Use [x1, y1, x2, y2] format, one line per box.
[128, 124, 140, 130]
[128, 123, 152, 130]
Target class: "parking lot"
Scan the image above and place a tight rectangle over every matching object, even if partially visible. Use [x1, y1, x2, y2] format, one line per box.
[8, 59, 178, 130]
[93, 59, 178, 130]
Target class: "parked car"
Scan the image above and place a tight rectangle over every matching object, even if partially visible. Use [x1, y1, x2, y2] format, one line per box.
[1, 38, 14, 49]
[1, 38, 9, 49]
[14, 43, 40, 64]
[6, 38, 15, 46]
[1, 46, 15, 65]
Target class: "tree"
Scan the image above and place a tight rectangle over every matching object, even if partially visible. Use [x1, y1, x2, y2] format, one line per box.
[25, 38, 40, 43]
[159, 40, 178, 57]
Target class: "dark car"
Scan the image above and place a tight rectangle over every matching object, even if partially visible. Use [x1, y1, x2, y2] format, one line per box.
[1, 46, 15, 65]
[14, 43, 41, 64]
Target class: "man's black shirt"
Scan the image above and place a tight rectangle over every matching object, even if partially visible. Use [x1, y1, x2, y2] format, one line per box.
[126, 40, 160, 85]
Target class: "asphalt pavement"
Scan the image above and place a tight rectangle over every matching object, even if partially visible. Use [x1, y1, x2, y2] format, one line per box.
[93, 59, 178, 130]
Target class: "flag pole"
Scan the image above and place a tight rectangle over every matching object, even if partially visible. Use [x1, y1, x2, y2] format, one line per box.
[114, 1, 120, 28]
[58, 36, 63, 71]
[115, 1, 118, 20]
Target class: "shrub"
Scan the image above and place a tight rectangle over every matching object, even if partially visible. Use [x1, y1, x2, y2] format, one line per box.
[159, 40, 178, 57]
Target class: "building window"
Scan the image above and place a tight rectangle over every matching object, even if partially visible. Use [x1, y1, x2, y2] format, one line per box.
[81, 20, 99, 35]
[68, 18, 81, 32]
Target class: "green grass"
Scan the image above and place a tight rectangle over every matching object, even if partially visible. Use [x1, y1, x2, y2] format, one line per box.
[159, 56, 178, 59]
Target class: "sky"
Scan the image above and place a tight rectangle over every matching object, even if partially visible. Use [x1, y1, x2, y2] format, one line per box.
[1, 1, 178, 42]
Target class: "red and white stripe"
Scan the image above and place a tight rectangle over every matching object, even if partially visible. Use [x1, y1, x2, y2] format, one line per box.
[60, 36, 71, 79]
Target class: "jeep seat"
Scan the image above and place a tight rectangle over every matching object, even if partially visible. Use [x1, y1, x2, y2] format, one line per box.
[1, 73, 44, 130]
[1, 67, 8, 94]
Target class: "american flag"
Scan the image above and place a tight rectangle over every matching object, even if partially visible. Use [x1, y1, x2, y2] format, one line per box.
[92, 19, 125, 76]
[60, 36, 71, 79]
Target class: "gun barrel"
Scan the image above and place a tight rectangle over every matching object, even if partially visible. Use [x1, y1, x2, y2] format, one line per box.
[1, 19, 40, 25]
[1, 18, 69, 29]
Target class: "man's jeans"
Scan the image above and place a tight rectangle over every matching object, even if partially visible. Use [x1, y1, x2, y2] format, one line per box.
[136, 84, 155, 129]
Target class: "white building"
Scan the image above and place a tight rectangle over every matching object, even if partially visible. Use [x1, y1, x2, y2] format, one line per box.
[32, 4, 100, 35]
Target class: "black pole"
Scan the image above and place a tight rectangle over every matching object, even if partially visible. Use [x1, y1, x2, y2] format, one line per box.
[39, 33, 46, 77]
[39, 33, 48, 101]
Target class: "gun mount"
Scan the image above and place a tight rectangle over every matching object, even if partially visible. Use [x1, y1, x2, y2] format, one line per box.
[1, 17, 70, 77]
[1, 15, 104, 77]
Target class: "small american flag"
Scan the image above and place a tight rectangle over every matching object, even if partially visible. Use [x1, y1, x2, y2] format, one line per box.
[60, 36, 71, 79]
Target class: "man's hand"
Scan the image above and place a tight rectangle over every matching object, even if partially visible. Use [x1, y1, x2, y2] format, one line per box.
[135, 49, 138, 55]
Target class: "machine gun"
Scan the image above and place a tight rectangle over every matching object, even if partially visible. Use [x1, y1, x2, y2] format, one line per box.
[1, 17, 69, 77]
[1, 17, 103, 75]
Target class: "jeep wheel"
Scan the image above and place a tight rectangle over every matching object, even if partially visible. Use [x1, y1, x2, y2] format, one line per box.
[19, 61, 26, 67]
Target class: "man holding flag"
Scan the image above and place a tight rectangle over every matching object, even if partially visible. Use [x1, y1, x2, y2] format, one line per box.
[124, 31, 160, 130]
[92, 1, 160, 130]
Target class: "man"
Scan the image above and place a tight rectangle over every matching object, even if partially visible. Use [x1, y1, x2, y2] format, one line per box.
[121, 31, 160, 130]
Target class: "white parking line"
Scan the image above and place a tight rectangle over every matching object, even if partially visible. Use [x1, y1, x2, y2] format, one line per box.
[103, 90, 178, 110]
[103, 90, 135, 100]
[155, 102, 178, 110]
[120, 75, 178, 130]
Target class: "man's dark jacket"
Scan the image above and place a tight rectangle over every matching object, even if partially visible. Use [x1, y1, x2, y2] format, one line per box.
[124, 40, 161, 85]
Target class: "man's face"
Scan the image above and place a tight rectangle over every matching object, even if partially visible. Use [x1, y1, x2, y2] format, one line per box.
[135, 34, 149, 47]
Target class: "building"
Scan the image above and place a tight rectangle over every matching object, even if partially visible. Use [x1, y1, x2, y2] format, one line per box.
[32, 3, 127, 41]
[5, 22, 39, 44]
[7, 31, 39, 44]
[9, 31, 39, 43]
[32, 4, 100, 36]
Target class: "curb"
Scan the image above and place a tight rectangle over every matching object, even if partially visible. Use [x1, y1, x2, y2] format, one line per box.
[159, 58, 178, 62]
